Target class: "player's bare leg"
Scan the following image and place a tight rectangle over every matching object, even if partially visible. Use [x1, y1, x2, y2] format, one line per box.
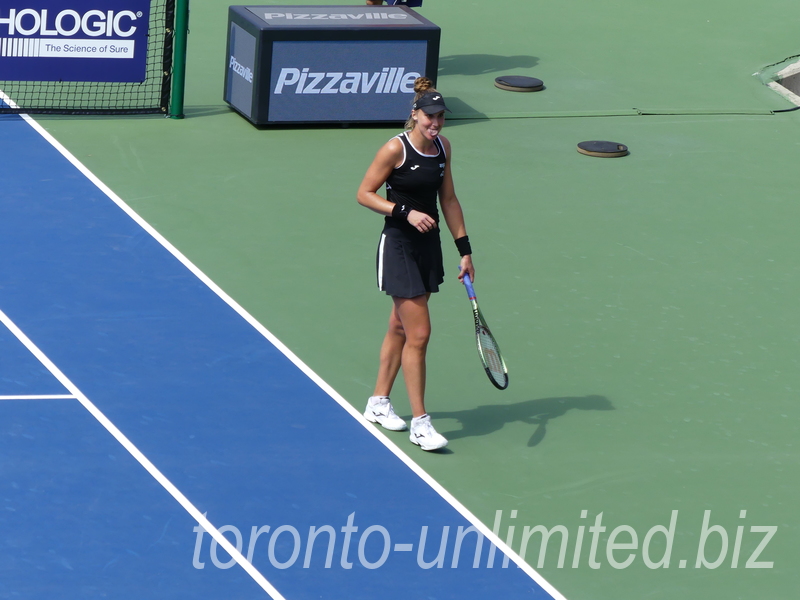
[392, 294, 431, 418]
[373, 302, 405, 398]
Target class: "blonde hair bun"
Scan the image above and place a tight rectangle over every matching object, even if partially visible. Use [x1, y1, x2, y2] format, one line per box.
[413, 77, 434, 95]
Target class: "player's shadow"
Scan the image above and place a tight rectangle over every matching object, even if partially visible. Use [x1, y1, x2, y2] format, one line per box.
[438, 54, 539, 76]
[430, 395, 614, 447]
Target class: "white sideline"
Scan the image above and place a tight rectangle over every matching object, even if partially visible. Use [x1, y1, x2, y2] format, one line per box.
[0, 395, 75, 400]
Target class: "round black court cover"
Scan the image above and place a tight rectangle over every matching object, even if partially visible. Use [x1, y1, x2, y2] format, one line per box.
[494, 75, 544, 92]
[577, 141, 629, 157]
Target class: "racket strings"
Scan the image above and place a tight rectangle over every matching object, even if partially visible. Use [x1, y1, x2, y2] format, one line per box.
[477, 327, 506, 383]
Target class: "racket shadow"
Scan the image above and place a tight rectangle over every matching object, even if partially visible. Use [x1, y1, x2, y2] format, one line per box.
[430, 395, 614, 447]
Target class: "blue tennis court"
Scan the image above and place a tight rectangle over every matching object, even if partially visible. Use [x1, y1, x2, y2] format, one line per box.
[0, 112, 563, 598]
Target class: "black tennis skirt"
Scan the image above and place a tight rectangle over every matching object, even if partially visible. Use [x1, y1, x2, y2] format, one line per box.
[376, 226, 444, 298]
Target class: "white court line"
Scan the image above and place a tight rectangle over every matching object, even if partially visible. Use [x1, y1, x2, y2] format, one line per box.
[0, 395, 76, 400]
[0, 89, 18, 109]
[764, 59, 800, 107]
[767, 81, 800, 107]
[0, 89, 567, 600]
[0, 307, 288, 600]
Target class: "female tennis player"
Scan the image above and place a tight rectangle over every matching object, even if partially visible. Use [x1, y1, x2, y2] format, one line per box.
[357, 77, 474, 451]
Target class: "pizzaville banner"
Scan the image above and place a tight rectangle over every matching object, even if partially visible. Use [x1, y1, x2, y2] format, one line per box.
[0, 0, 150, 82]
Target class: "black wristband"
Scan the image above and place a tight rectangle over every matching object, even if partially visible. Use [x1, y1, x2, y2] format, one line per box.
[391, 203, 409, 220]
[455, 235, 472, 256]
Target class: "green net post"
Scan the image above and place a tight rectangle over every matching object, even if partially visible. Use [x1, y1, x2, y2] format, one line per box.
[169, 0, 190, 119]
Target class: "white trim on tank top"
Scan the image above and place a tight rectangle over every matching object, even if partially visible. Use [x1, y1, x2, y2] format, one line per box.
[401, 131, 444, 159]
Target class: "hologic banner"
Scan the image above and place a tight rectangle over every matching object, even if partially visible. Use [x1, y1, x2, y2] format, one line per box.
[0, 0, 150, 82]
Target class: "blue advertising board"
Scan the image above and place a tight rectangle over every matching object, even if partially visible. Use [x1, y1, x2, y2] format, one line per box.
[224, 5, 441, 125]
[268, 40, 427, 122]
[0, 0, 150, 82]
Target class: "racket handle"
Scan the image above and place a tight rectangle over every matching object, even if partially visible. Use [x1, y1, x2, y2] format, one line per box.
[459, 267, 477, 299]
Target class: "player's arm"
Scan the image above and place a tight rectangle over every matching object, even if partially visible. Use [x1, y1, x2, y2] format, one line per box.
[437, 136, 475, 281]
[357, 138, 402, 215]
[356, 139, 437, 233]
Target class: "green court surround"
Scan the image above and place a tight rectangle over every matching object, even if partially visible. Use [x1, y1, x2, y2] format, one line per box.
[25, 0, 800, 598]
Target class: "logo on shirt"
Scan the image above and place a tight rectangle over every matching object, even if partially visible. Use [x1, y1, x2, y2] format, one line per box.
[410, 165, 419, 170]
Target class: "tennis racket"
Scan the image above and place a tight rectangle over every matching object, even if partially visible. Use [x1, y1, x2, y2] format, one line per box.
[460, 270, 508, 390]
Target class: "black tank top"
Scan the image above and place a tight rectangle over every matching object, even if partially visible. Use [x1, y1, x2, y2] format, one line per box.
[384, 132, 446, 235]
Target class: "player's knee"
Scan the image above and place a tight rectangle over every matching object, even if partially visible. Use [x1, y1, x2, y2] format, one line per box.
[389, 312, 406, 336]
[405, 324, 431, 349]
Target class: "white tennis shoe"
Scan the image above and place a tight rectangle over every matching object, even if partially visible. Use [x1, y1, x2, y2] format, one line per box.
[409, 414, 448, 451]
[364, 396, 407, 431]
